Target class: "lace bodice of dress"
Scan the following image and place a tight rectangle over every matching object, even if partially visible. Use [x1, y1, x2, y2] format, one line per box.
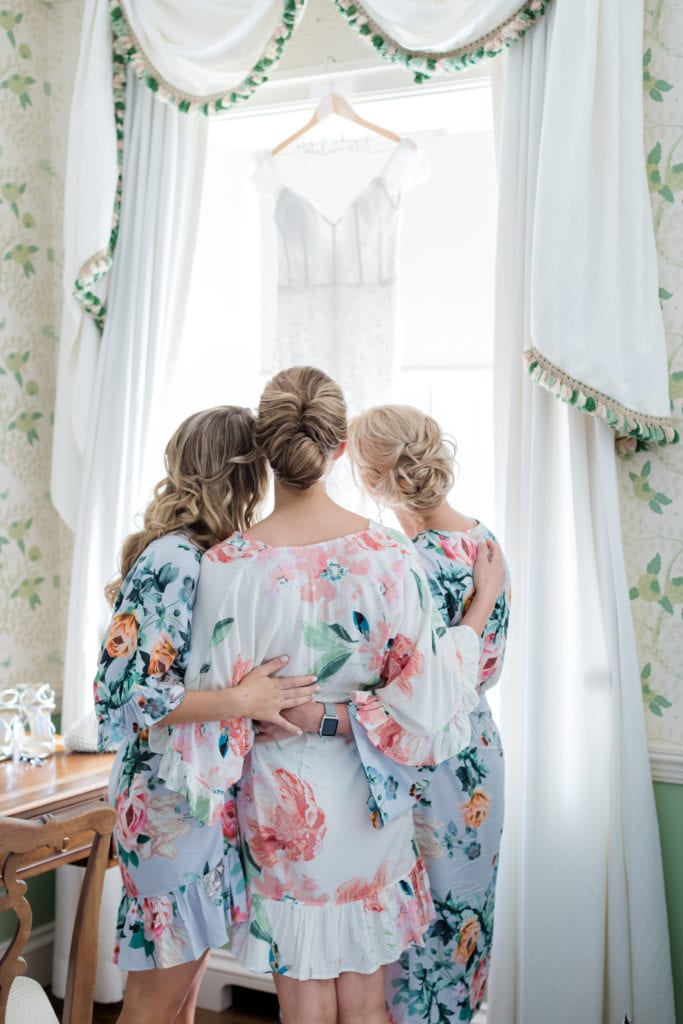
[254, 138, 430, 416]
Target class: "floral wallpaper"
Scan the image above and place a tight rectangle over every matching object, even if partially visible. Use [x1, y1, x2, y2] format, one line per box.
[617, 0, 683, 752]
[0, 1, 81, 703]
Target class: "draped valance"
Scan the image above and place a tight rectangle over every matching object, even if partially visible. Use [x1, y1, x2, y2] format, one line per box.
[110, 0, 306, 115]
[332, 0, 550, 81]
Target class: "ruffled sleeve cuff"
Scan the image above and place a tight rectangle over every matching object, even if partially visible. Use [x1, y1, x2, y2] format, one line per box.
[150, 717, 254, 826]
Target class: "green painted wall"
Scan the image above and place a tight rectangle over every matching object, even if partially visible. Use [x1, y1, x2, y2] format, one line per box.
[0, 870, 55, 942]
[655, 781, 683, 1024]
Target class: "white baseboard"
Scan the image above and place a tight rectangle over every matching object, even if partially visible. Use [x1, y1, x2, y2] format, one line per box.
[0, 923, 54, 986]
[649, 742, 683, 784]
[197, 947, 276, 1011]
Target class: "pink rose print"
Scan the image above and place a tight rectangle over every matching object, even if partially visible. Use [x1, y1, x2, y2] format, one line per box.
[479, 632, 500, 682]
[376, 571, 401, 609]
[380, 633, 424, 696]
[115, 776, 149, 852]
[141, 894, 174, 942]
[247, 768, 326, 867]
[231, 654, 254, 686]
[470, 956, 490, 1007]
[335, 863, 388, 911]
[119, 860, 139, 897]
[253, 860, 329, 905]
[221, 798, 238, 842]
[440, 534, 477, 566]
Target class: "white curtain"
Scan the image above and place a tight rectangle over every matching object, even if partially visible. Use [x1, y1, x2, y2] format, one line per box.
[355, 0, 543, 52]
[489, 11, 675, 1023]
[123, 0, 291, 94]
[52, 58, 208, 1008]
[528, 0, 672, 437]
[51, 0, 118, 531]
[58, 71, 208, 732]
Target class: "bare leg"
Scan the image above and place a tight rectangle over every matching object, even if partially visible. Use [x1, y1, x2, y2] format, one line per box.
[274, 974, 337, 1024]
[116, 950, 210, 1024]
[172, 949, 211, 1024]
[336, 966, 389, 1024]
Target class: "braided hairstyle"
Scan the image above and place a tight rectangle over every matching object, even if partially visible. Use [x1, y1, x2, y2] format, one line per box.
[254, 366, 347, 491]
[105, 406, 268, 604]
[347, 405, 455, 513]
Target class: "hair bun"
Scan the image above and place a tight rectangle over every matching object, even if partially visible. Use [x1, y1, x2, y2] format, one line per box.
[255, 366, 347, 491]
[348, 405, 455, 513]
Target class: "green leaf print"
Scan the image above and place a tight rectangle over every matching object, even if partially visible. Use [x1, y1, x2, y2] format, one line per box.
[410, 567, 426, 611]
[314, 647, 353, 681]
[0, 73, 36, 109]
[210, 618, 234, 646]
[7, 411, 42, 445]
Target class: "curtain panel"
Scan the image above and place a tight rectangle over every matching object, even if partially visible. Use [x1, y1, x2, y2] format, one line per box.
[490, 14, 675, 1021]
[526, 0, 676, 447]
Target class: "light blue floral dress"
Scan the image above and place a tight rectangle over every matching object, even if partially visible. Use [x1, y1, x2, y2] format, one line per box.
[94, 533, 247, 971]
[356, 524, 510, 1022]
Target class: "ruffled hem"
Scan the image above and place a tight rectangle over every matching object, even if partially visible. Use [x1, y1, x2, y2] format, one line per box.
[236, 857, 434, 980]
[114, 847, 248, 971]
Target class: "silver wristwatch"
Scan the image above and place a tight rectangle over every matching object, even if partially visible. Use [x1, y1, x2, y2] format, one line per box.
[318, 702, 338, 737]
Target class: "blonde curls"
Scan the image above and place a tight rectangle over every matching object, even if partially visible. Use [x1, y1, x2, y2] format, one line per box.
[254, 366, 347, 491]
[105, 406, 268, 604]
[348, 405, 455, 514]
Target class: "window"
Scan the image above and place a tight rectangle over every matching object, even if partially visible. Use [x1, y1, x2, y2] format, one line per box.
[157, 75, 497, 529]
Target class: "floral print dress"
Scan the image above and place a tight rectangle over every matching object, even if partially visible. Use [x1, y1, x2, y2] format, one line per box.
[94, 534, 247, 971]
[155, 523, 481, 980]
[380, 524, 511, 1022]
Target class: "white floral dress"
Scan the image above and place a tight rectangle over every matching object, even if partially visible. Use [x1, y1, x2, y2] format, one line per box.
[94, 534, 247, 971]
[154, 524, 480, 980]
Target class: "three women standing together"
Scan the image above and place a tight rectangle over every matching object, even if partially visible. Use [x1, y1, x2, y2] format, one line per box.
[95, 366, 510, 1024]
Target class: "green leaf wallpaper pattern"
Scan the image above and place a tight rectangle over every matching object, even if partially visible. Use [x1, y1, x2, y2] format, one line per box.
[617, 0, 683, 746]
[0, 0, 80, 703]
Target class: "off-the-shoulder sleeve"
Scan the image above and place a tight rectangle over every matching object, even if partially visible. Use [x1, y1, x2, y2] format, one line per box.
[150, 552, 254, 825]
[252, 150, 282, 197]
[382, 138, 431, 204]
[350, 549, 479, 768]
[94, 536, 201, 751]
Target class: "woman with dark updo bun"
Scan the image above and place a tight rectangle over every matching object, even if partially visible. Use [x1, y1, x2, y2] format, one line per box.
[162, 368, 505, 1024]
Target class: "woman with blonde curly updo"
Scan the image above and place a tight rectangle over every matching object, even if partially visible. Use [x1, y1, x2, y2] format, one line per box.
[94, 406, 318, 1024]
[165, 368, 505, 1024]
[347, 405, 511, 1024]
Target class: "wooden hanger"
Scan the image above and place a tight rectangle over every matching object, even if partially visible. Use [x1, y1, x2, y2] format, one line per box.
[271, 92, 401, 157]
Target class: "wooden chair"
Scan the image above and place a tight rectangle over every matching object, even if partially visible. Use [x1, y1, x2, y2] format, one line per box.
[0, 805, 116, 1024]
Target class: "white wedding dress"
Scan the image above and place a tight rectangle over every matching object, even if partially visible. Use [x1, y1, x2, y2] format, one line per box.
[255, 138, 430, 415]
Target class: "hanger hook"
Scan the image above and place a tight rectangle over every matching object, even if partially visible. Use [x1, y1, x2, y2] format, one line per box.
[326, 54, 337, 95]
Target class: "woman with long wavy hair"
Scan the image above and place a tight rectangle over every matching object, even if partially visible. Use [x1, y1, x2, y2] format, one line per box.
[94, 406, 318, 1024]
[161, 369, 505, 1024]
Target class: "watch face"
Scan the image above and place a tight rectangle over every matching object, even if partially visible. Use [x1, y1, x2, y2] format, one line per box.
[320, 716, 338, 737]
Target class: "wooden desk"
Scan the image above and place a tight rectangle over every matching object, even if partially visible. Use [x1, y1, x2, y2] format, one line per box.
[0, 749, 117, 877]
